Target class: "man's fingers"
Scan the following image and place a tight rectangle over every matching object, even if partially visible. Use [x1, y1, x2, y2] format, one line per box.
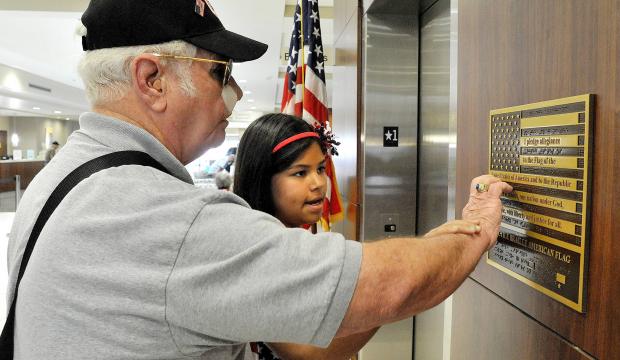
[470, 175, 501, 196]
[424, 219, 482, 237]
[469, 175, 512, 197]
[488, 181, 513, 197]
[470, 175, 495, 188]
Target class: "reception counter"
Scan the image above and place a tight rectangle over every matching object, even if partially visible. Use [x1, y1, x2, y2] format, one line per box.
[0, 160, 45, 192]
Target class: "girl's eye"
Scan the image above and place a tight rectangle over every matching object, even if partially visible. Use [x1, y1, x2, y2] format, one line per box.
[293, 170, 306, 177]
[318, 165, 326, 174]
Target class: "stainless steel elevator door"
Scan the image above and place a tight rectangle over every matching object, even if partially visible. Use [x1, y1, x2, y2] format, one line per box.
[414, 1, 453, 359]
[358, 3, 419, 359]
[417, 0, 451, 236]
[362, 8, 419, 242]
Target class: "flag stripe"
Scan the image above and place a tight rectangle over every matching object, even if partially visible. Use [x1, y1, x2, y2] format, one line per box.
[302, 89, 327, 126]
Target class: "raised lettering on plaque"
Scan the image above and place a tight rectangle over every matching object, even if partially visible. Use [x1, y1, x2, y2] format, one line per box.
[487, 94, 593, 313]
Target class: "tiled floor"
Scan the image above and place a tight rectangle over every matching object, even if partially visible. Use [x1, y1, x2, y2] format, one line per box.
[0, 212, 15, 328]
[0, 191, 17, 213]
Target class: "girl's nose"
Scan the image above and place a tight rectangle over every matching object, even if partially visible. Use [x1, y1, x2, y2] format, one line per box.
[310, 171, 327, 191]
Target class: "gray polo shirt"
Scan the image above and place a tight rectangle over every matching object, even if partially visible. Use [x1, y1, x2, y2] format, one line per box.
[6, 112, 362, 359]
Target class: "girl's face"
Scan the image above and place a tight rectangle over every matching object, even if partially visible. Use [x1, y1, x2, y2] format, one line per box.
[271, 142, 327, 227]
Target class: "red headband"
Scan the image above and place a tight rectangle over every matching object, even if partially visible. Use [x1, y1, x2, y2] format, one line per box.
[272, 132, 319, 153]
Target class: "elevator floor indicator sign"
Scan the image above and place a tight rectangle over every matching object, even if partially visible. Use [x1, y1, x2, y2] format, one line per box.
[383, 127, 399, 147]
[487, 94, 593, 313]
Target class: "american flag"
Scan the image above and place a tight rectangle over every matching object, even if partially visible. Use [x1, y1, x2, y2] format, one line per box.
[281, 0, 343, 229]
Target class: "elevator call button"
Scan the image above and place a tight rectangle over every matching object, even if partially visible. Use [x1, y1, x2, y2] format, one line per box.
[384, 224, 396, 232]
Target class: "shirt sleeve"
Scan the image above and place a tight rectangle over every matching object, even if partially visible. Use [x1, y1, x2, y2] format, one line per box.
[165, 199, 362, 349]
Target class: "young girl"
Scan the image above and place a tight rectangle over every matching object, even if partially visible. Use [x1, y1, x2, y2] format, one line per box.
[234, 113, 480, 360]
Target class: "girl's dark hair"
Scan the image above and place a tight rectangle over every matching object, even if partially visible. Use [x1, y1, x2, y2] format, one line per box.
[234, 113, 325, 215]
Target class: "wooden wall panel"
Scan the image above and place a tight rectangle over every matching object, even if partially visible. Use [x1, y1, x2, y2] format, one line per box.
[454, 0, 619, 358]
[452, 279, 593, 360]
[0, 161, 45, 192]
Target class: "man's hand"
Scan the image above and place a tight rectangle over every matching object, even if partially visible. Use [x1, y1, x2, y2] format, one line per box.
[462, 175, 513, 250]
[423, 219, 481, 238]
[336, 175, 512, 337]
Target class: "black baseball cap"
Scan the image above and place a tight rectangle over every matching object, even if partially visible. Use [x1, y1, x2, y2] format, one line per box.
[81, 0, 268, 62]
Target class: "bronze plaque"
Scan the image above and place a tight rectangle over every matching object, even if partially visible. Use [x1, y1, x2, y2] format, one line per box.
[487, 94, 593, 313]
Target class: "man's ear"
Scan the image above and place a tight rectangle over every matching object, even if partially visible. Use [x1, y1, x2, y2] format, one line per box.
[131, 54, 168, 112]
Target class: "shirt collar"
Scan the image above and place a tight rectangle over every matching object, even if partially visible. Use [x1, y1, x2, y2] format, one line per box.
[78, 112, 194, 184]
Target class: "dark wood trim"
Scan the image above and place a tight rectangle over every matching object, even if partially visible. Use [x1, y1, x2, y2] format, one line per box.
[0, 161, 45, 192]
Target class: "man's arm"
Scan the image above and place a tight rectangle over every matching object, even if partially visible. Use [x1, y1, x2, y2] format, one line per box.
[335, 175, 511, 337]
[263, 219, 481, 359]
[267, 328, 379, 360]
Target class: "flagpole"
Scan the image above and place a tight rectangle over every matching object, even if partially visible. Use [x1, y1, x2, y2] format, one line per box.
[299, 0, 305, 111]
[300, 0, 315, 234]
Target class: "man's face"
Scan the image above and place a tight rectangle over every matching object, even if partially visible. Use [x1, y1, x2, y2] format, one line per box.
[171, 50, 242, 163]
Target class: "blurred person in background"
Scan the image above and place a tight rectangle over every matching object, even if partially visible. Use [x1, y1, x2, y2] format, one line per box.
[44, 141, 59, 163]
[209, 147, 236, 174]
[215, 170, 233, 191]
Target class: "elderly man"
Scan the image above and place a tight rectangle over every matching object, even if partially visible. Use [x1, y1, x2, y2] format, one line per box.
[3, 0, 511, 359]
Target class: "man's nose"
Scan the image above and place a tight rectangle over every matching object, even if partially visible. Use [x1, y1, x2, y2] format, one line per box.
[229, 77, 243, 100]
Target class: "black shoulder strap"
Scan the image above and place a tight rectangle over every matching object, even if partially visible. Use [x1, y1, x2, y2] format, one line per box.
[0, 151, 171, 359]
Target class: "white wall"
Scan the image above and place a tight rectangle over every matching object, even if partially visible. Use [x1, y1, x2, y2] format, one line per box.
[0, 116, 9, 131]
[359, 319, 414, 360]
[2, 117, 79, 158]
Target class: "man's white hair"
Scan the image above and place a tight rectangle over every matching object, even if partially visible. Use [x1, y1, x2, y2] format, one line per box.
[77, 26, 200, 105]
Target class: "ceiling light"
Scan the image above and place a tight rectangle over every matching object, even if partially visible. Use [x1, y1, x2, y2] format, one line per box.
[54, 110, 62, 114]
[237, 79, 247, 83]
[244, 90, 252, 94]
[3, 73, 22, 92]
[8, 98, 21, 109]
[65, 117, 70, 120]
[247, 99, 255, 103]
[32, 107, 41, 110]
[251, 106, 257, 110]
[11, 133, 19, 147]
